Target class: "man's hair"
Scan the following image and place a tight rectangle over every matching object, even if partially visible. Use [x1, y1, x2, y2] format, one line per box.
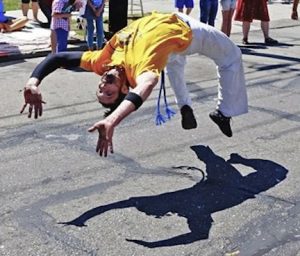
[101, 92, 127, 117]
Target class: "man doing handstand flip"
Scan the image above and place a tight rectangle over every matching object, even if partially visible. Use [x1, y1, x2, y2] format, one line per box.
[20, 12, 248, 157]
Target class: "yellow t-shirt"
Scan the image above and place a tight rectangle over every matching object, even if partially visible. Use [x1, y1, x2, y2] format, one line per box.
[80, 12, 192, 87]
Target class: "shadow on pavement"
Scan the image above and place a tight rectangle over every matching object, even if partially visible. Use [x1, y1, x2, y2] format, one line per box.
[240, 46, 300, 64]
[59, 145, 288, 248]
[0, 58, 26, 67]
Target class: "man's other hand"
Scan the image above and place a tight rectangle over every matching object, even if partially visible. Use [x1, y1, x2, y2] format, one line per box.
[88, 119, 114, 157]
[20, 81, 45, 119]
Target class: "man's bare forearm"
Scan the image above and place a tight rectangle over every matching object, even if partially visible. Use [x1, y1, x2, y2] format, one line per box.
[106, 71, 159, 127]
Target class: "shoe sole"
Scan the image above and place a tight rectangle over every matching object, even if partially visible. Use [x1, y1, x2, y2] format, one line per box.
[181, 107, 197, 130]
[182, 122, 197, 130]
[182, 115, 197, 129]
[209, 114, 232, 137]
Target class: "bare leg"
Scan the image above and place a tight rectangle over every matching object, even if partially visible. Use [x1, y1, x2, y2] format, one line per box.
[177, 8, 183, 13]
[31, 1, 40, 21]
[226, 9, 235, 37]
[292, 0, 299, 20]
[21, 3, 29, 17]
[7, 17, 28, 32]
[260, 21, 269, 39]
[261, 21, 278, 44]
[242, 21, 251, 42]
[50, 30, 57, 53]
[221, 10, 230, 36]
[186, 8, 193, 15]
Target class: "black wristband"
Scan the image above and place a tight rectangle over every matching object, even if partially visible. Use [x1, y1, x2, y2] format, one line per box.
[125, 92, 143, 110]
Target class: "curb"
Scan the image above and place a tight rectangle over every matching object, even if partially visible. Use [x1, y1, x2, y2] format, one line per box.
[0, 40, 87, 64]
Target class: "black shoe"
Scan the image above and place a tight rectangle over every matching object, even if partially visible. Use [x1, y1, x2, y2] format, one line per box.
[39, 22, 50, 29]
[265, 37, 278, 46]
[209, 110, 232, 137]
[242, 37, 249, 44]
[180, 105, 197, 130]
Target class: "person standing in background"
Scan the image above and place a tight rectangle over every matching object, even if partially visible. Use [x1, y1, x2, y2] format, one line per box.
[21, 0, 40, 22]
[291, 0, 299, 20]
[199, 0, 218, 26]
[82, 0, 105, 50]
[51, 0, 80, 52]
[220, 0, 236, 37]
[175, 0, 194, 15]
[234, 0, 278, 45]
[37, 0, 57, 53]
[108, 0, 127, 36]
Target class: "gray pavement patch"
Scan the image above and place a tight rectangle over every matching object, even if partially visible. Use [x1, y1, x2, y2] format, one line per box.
[228, 201, 300, 256]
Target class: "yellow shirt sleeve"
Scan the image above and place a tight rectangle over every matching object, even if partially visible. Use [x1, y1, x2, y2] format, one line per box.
[80, 35, 118, 75]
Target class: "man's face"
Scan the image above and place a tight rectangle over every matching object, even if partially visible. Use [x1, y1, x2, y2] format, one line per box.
[96, 69, 123, 105]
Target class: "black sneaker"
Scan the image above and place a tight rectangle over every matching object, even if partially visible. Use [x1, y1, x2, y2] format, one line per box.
[209, 110, 232, 137]
[180, 105, 197, 130]
[265, 37, 278, 46]
[39, 22, 50, 29]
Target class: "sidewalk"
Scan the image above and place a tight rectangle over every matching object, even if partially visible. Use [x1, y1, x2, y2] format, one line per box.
[142, 0, 298, 34]
[0, 11, 85, 62]
[0, 0, 298, 63]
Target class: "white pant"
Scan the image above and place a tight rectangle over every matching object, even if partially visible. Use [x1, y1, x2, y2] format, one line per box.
[166, 12, 248, 117]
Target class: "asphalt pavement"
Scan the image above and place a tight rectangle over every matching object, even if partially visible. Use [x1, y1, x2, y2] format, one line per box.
[0, 1, 300, 256]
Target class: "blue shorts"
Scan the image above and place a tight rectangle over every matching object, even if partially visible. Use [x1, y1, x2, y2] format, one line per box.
[220, 0, 236, 11]
[175, 0, 194, 9]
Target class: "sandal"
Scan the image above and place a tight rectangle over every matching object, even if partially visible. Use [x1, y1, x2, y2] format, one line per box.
[265, 37, 278, 46]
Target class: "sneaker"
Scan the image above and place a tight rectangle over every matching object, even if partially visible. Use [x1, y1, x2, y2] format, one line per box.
[265, 37, 278, 46]
[209, 110, 232, 137]
[180, 105, 197, 130]
[39, 22, 50, 29]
